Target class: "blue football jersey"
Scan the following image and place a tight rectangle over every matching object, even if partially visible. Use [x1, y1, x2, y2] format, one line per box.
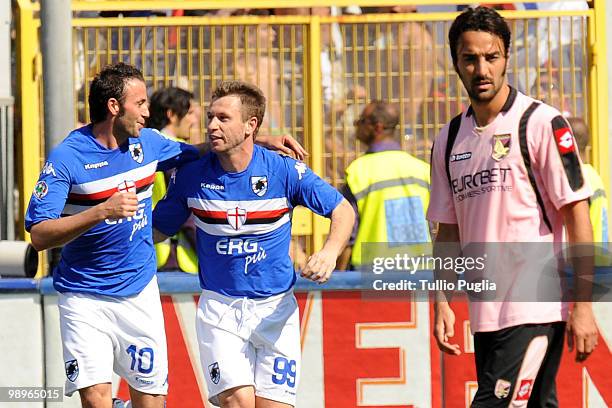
[25, 125, 199, 296]
[153, 145, 343, 298]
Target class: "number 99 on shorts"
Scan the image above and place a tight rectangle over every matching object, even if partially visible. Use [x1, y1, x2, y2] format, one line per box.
[272, 357, 297, 387]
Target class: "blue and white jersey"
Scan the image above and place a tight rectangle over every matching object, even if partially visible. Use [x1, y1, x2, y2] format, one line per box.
[153, 145, 343, 298]
[25, 125, 199, 296]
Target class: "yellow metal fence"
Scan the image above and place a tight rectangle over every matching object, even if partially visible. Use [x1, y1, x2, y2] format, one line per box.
[16, 1, 610, 262]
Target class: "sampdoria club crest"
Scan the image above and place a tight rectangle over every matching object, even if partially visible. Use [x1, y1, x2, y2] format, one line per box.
[208, 362, 220, 385]
[65, 359, 79, 382]
[250, 176, 268, 197]
[129, 143, 144, 164]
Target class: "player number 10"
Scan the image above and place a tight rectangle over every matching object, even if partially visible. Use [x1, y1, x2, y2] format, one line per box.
[272, 357, 296, 387]
[126, 345, 154, 374]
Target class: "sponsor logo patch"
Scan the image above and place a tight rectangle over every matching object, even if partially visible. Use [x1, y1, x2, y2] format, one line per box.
[129, 142, 144, 164]
[208, 362, 220, 385]
[226, 207, 247, 230]
[516, 379, 534, 401]
[65, 359, 79, 382]
[551, 115, 583, 191]
[494, 378, 511, 399]
[450, 152, 472, 162]
[554, 127, 576, 155]
[33, 180, 48, 199]
[250, 176, 268, 197]
[492, 134, 511, 161]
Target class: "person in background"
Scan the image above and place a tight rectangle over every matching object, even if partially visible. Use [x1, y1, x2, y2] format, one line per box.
[148, 87, 201, 273]
[337, 101, 430, 271]
[567, 116, 609, 245]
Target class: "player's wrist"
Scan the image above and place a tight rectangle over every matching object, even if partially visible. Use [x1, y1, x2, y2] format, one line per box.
[573, 301, 593, 311]
[434, 292, 452, 307]
[93, 202, 111, 222]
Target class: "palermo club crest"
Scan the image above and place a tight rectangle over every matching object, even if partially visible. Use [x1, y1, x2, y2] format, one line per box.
[250, 176, 268, 197]
[129, 142, 144, 164]
[492, 134, 511, 161]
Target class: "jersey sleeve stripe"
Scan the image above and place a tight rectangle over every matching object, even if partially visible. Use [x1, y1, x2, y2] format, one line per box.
[518, 101, 553, 232]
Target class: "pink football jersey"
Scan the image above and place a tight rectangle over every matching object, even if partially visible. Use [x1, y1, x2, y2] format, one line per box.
[427, 87, 592, 332]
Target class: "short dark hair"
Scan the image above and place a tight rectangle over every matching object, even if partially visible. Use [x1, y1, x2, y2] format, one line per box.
[88, 62, 145, 123]
[147, 87, 195, 130]
[448, 6, 511, 67]
[365, 100, 399, 134]
[567, 117, 589, 153]
[212, 81, 266, 136]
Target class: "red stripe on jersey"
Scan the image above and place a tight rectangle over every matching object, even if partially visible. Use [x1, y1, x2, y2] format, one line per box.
[191, 207, 289, 220]
[191, 207, 289, 222]
[68, 172, 156, 200]
[191, 208, 226, 219]
[247, 208, 289, 219]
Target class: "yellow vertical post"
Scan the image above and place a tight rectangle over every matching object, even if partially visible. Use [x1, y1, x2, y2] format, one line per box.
[16, 0, 42, 237]
[307, 16, 326, 251]
[590, 0, 609, 189]
[16, 0, 46, 276]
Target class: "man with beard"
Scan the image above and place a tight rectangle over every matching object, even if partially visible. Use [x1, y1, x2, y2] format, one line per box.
[25, 63, 305, 408]
[427, 7, 598, 407]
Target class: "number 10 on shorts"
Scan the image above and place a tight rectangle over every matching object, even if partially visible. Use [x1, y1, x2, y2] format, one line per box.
[126, 345, 154, 374]
[272, 357, 296, 387]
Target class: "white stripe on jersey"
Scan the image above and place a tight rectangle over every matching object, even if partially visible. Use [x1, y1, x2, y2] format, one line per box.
[70, 161, 158, 194]
[193, 212, 290, 236]
[188, 197, 291, 236]
[62, 185, 153, 215]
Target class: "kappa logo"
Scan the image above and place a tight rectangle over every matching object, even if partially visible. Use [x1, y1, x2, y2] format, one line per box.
[294, 162, 307, 180]
[84, 160, 109, 170]
[250, 176, 268, 197]
[226, 207, 247, 230]
[494, 378, 511, 399]
[41, 161, 56, 177]
[33, 181, 49, 199]
[65, 359, 79, 382]
[208, 362, 220, 385]
[515, 379, 534, 401]
[129, 143, 144, 164]
[492, 134, 511, 161]
[201, 182, 225, 191]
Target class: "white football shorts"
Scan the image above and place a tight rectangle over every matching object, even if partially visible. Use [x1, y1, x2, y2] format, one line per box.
[196, 289, 301, 407]
[58, 276, 168, 397]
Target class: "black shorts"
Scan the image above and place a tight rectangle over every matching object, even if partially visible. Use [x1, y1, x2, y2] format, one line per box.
[471, 322, 565, 408]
